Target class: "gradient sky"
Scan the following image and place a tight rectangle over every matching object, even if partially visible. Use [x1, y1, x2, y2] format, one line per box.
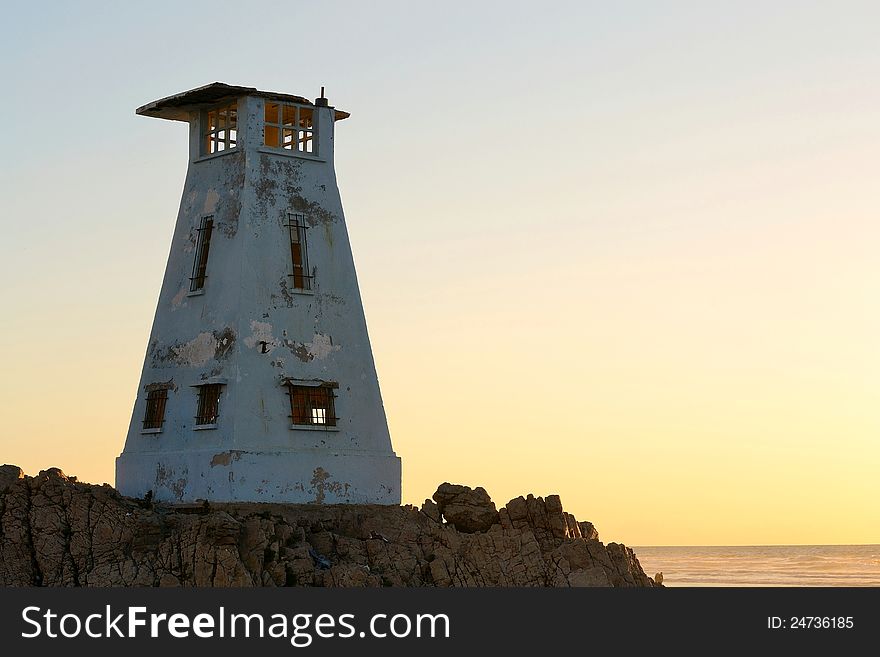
[1, 1, 878, 546]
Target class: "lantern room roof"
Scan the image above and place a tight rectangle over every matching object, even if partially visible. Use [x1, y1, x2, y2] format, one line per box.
[135, 82, 350, 121]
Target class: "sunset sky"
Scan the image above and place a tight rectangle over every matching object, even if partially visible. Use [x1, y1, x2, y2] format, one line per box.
[1, 1, 878, 546]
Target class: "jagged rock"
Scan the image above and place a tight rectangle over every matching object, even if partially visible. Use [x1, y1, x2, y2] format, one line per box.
[0, 465, 24, 493]
[421, 498, 441, 523]
[0, 465, 658, 588]
[432, 483, 500, 533]
[578, 521, 599, 541]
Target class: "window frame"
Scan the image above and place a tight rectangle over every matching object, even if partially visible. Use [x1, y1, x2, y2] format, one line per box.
[202, 101, 238, 156]
[284, 380, 339, 430]
[194, 383, 224, 429]
[189, 214, 214, 293]
[264, 101, 317, 155]
[285, 212, 313, 290]
[141, 386, 169, 433]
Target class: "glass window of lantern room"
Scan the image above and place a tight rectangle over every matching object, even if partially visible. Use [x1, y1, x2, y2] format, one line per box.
[264, 102, 316, 155]
[204, 101, 238, 155]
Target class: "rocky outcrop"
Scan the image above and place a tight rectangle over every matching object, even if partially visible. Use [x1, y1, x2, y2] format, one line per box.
[0, 466, 656, 588]
[432, 482, 499, 533]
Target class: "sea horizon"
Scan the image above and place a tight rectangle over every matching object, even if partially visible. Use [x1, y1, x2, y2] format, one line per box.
[633, 544, 880, 587]
[636, 542, 879, 548]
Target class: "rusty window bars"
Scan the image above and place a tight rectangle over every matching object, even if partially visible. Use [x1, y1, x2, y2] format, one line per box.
[286, 382, 337, 428]
[286, 213, 312, 290]
[142, 388, 168, 430]
[195, 383, 223, 426]
[190, 215, 214, 292]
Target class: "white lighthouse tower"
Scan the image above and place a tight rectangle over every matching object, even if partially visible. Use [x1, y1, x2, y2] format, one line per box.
[116, 83, 401, 505]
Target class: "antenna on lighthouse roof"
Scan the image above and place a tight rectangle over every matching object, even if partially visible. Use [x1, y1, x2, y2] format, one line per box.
[316, 86, 328, 107]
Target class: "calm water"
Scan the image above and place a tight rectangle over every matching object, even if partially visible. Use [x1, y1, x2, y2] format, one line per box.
[633, 545, 880, 587]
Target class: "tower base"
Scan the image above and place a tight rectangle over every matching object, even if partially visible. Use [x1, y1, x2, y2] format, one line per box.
[116, 448, 401, 505]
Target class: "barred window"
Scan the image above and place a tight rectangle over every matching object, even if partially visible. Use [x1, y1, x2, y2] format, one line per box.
[204, 102, 237, 154]
[195, 383, 223, 426]
[264, 102, 315, 154]
[190, 215, 214, 292]
[142, 389, 168, 430]
[287, 383, 337, 427]
[286, 213, 312, 290]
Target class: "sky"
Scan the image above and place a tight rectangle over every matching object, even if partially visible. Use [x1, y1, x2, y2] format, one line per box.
[0, 1, 878, 546]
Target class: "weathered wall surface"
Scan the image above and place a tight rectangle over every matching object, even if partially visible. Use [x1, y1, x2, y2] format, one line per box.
[118, 93, 400, 504]
[0, 466, 656, 588]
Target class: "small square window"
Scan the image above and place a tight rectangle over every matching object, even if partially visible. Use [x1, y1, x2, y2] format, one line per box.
[265, 102, 280, 123]
[281, 104, 297, 126]
[287, 383, 337, 427]
[282, 128, 295, 149]
[265, 124, 279, 148]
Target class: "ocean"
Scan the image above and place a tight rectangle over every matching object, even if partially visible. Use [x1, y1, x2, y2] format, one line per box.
[632, 544, 880, 587]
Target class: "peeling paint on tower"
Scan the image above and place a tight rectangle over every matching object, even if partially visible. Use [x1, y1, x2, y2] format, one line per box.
[116, 83, 401, 505]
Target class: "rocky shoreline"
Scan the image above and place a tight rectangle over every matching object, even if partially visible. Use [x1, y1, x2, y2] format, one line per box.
[0, 465, 657, 587]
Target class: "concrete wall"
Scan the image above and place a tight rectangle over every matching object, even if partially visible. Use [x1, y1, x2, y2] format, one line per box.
[117, 94, 401, 504]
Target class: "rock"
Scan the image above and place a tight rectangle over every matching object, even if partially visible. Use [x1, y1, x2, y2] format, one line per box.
[309, 547, 332, 570]
[38, 467, 69, 481]
[604, 542, 655, 587]
[432, 482, 500, 533]
[568, 566, 612, 587]
[0, 464, 656, 588]
[578, 521, 599, 541]
[0, 464, 24, 492]
[420, 498, 441, 523]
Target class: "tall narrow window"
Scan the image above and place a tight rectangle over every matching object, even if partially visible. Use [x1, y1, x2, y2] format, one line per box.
[195, 383, 223, 427]
[285, 213, 312, 290]
[287, 383, 337, 428]
[265, 102, 315, 154]
[142, 388, 168, 431]
[190, 215, 214, 292]
[204, 102, 238, 154]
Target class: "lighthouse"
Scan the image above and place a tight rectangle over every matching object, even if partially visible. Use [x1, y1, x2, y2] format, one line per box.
[116, 83, 401, 505]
